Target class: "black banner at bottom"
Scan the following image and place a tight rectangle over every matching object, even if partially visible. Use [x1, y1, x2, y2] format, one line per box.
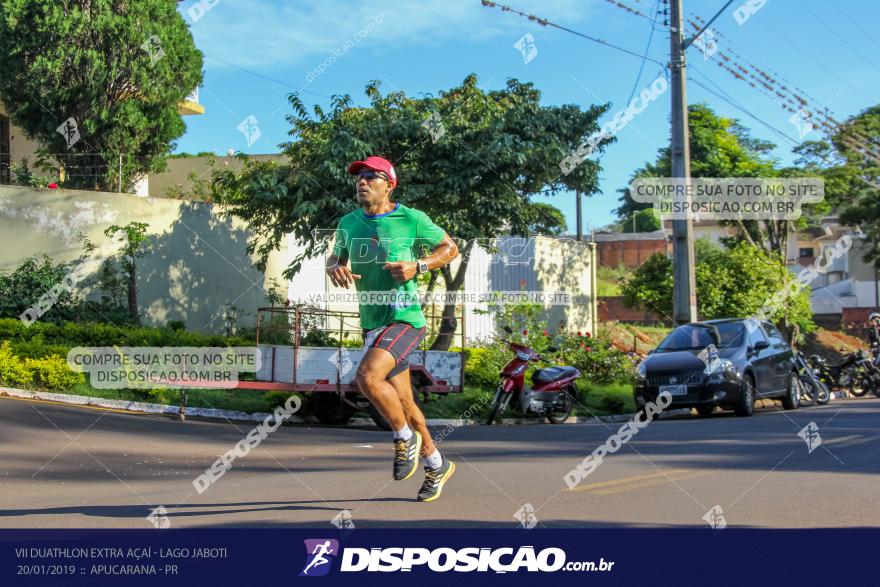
[1, 528, 872, 586]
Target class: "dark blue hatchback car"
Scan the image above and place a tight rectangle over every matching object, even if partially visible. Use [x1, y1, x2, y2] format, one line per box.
[633, 319, 800, 417]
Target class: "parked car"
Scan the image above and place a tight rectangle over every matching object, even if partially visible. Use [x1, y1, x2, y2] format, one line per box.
[633, 319, 799, 417]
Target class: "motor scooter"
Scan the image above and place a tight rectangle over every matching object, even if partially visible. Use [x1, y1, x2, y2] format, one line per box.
[485, 326, 582, 424]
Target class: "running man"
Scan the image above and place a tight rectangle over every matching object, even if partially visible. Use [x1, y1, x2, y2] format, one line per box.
[326, 155, 459, 502]
[302, 541, 334, 575]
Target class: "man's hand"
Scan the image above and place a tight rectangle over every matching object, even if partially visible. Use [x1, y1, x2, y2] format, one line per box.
[326, 263, 361, 288]
[383, 261, 417, 282]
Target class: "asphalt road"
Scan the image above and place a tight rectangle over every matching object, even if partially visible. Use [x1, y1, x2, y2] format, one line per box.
[1, 394, 879, 529]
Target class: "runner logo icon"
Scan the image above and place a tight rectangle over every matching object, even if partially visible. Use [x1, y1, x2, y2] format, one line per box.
[300, 539, 339, 577]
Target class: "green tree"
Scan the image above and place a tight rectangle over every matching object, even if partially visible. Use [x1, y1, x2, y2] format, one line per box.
[622, 208, 661, 233]
[213, 75, 609, 349]
[621, 242, 814, 339]
[798, 105, 880, 266]
[104, 222, 151, 324]
[0, 0, 203, 191]
[0, 256, 80, 322]
[525, 202, 567, 236]
[613, 104, 815, 258]
[615, 104, 776, 218]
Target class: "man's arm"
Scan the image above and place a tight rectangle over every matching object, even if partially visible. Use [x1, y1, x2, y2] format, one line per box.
[383, 234, 459, 282]
[326, 253, 361, 289]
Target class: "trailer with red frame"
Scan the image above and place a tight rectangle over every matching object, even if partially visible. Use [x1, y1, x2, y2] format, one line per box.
[175, 306, 465, 429]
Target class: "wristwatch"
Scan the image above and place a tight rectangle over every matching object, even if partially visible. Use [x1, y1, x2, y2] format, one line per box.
[416, 260, 429, 274]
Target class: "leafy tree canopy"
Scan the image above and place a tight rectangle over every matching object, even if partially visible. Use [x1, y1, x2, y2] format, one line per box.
[212, 74, 610, 348]
[0, 0, 203, 191]
[621, 240, 814, 339]
[799, 105, 880, 266]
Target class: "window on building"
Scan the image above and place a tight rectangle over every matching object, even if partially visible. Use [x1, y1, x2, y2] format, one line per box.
[799, 247, 814, 258]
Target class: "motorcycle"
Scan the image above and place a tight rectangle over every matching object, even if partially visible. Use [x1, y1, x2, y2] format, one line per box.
[793, 351, 830, 405]
[810, 350, 880, 398]
[485, 326, 582, 425]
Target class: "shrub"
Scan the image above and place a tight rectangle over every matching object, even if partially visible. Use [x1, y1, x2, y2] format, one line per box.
[7, 339, 71, 360]
[0, 256, 81, 323]
[464, 301, 634, 387]
[10, 159, 54, 188]
[0, 341, 33, 386]
[0, 251, 137, 326]
[24, 355, 84, 390]
[557, 333, 634, 385]
[0, 318, 251, 348]
[0, 341, 83, 390]
[463, 344, 510, 389]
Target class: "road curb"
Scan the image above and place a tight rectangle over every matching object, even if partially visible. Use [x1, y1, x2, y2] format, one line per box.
[422, 408, 693, 428]
[0, 386, 689, 429]
[0, 386, 307, 425]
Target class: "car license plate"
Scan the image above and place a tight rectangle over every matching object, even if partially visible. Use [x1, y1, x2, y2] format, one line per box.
[659, 384, 688, 396]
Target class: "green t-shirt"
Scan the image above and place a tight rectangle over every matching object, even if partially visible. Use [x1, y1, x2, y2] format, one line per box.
[332, 203, 446, 330]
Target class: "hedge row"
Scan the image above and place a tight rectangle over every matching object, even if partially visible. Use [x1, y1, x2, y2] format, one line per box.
[0, 341, 84, 391]
[0, 318, 250, 349]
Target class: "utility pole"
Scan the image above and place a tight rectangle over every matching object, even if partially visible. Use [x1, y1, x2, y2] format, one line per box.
[669, 0, 697, 323]
[575, 190, 583, 241]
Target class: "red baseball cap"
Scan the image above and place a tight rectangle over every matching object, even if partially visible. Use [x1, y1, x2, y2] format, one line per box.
[348, 156, 398, 189]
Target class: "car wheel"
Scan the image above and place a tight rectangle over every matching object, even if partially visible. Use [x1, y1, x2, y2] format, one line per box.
[695, 405, 714, 417]
[310, 393, 356, 425]
[734, 375, 755, 417]
[781, 373, 800, 410]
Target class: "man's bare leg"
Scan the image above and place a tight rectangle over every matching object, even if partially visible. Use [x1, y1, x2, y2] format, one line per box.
[356, 347, 424, 481]
[387, 366, 455, 501]
[388, 368, 435, 458]
[355, 348, 407, 429]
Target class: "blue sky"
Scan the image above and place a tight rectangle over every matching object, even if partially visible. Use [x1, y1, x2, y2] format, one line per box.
[174, 0, 880, 230]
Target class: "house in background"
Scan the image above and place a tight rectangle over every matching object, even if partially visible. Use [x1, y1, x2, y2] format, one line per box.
[808, 230, 878, 328]
[605, 216, 878, 329]
[662, 218, 735, 246]
[0, 103, 41, 184]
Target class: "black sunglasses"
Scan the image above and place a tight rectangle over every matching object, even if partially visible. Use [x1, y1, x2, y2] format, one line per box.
[354, 170, 388, 182]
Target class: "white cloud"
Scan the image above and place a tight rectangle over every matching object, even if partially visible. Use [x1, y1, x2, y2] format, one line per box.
[182, 0, 589, 71]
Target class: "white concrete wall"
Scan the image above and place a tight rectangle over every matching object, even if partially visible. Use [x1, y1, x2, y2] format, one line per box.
[0, 185, 289, 332]
[284, 235, 597, 344]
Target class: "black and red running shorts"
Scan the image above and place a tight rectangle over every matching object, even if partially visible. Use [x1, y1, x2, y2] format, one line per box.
[363, 322, 426, 379]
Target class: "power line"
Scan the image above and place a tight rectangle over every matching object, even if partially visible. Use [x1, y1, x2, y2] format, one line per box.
[624, 0, 663, 106]
[682, 0, 734, 49]
[482, 0, 874, 173]
[203, 55, 330, 99]
[751, 16, 873, 103]
[600, 0, 665, 28]
[688, 67, 800, 146]
[603, 0, 807, 149]
[824, 0, 880, 52]
[686, 14, 879, 158]
[795, 0, 880, 77]
[479, 1, 667, 66]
